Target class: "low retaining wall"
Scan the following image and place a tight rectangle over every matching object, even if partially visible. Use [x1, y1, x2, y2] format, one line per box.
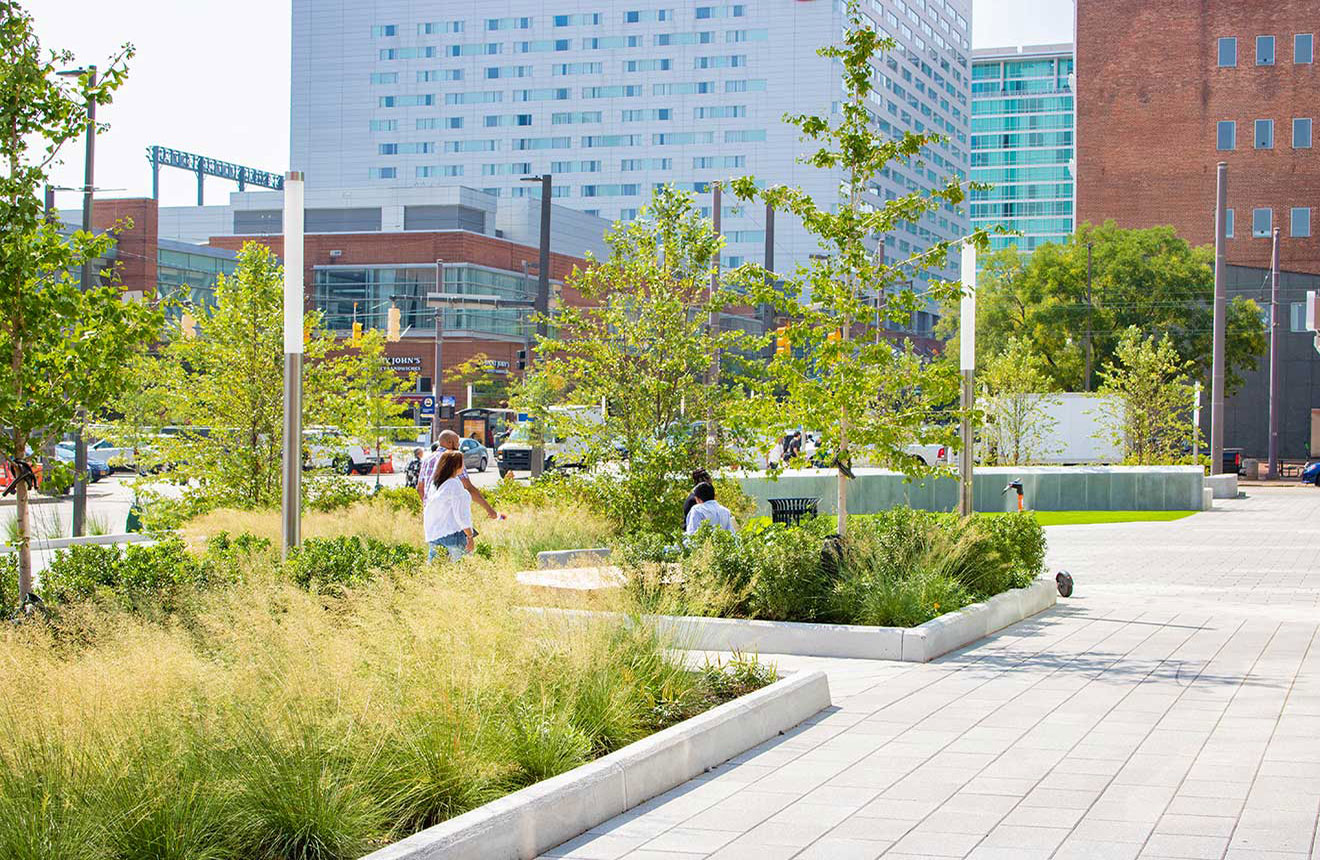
[362, 669, 831, 860]
[526, 578, 1056, 663]
[1204, 473, 1239, 499]
[737, 465, 1206, 516]
[536, 547, 612, 569]
[0, 532, 151, 555]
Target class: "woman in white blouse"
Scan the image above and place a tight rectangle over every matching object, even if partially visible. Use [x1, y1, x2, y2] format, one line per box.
[424, 450, 474, 561]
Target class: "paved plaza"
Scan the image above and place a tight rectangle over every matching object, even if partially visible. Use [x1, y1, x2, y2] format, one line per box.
[542, 487, 1320, 860]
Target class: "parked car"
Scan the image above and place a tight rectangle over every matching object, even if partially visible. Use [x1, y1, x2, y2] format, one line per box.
[85, 438, 134, 471]
[54, 443, 111, 482]
[1223, 447, 1244, 476]
[303, 428, 394, 475]
[1302, 460, 1320, 486]
[459, 437, 489, 473]
[1, 457, 42, 494]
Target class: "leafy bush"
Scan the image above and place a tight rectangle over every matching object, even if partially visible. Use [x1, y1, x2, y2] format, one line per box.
[283, 535, 422, 593]
[374, 485, 422, 515]
[622, 507, 1048, 628]
[40, 537, 209, 606]
[0, 555, 17, 617]
[134, 490, 217, 533]
[302, 474, 369, 513]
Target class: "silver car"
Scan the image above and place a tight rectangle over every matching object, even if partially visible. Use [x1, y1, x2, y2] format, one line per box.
[459, 437, 489, 473]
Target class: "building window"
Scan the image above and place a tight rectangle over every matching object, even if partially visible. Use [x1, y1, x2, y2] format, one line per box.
[1253, 207, 1272, 237]
[1225, 208, 1234, 238]
[1297, 34, 1315, 64]
[1218, 37, 1237, 67]
[368, 167, 396, 180]
[1290, 302, 1312, 332]
[1293, 207, 1312, 238]
[1295, 117, 1313, 148]
[1216, 120, 1236, 150]
[1256, 35, 1275, 65]
[370, 72, 398, 84]
[1255, 119, 1274, 149]
[368, 119, 397, 132]
[371, 24, 397, 37]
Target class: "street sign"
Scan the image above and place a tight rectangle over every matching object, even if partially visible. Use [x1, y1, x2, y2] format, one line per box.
[420, 396, 435, 417]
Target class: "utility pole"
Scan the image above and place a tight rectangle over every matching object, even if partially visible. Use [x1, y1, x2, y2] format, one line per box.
[762, 202, 775, 355]
[432, 259, 445, 445]
[1267, 226, 1281, 479]
[1084, 241, 1094, 392]
[706, 183, 721, 467]
[1210, 162, 1228, 475]
[71, 65, 97, 538]
[958, 241, 977, 516]
[281, 171, 305, 559]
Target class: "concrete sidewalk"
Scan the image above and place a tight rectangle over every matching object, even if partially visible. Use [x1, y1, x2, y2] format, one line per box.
[539, 488, 1320, 860]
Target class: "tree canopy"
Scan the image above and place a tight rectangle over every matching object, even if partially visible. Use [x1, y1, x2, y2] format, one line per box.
[937, 222, 1266, 394]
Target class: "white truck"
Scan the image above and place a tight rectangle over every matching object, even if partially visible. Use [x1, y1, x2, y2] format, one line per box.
[986, 392, 1122, 465]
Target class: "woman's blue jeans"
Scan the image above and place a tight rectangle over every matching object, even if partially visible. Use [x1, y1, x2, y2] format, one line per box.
[428, 530, 467, 562]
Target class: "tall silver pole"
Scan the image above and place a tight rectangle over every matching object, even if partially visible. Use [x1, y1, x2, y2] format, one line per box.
[1267, 226, 1281, 479]
[706, 183, 721, 467]
[281, 172, 305, 559]
[958, 241, 977, 516]
[531, 177, 552, 478]
[1210, 162, 1228, 475]
[431, 260, 445, 445]
[72, 65, 97, 538]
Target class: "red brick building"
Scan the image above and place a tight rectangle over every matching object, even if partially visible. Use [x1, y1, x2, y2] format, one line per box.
[1076, 0, 1318, 274]
[1076, 1, 1320, 459]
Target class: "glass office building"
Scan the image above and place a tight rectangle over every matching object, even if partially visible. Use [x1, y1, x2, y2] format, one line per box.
[290, 0, 974, 303]
[969, 44, 1075, 256]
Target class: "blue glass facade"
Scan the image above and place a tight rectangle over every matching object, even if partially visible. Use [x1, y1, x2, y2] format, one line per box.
[969, 46, 1075, 256]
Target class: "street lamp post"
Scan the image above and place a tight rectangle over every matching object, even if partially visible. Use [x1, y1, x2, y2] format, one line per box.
[1268, 226, 1281, 480]
[57, 65, 96, 537]
[281, 172, 305, 559]
[958, 241, 977, 516]
[1210, 162, 1228, 475]
[432, 259, 446, 445]
[519, 174, 552, 477]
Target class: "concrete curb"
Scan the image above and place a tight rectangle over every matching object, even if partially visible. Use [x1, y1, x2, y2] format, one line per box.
[1204, 473, 1238, 499]
[536, 547, 612, 568]
[0, 532, 152, 554]
[526, 578, 1056, 663]
[361, 669, 831, 860]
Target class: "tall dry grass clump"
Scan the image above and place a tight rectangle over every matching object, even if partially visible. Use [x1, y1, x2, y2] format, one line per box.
[0, 559, 732, 859]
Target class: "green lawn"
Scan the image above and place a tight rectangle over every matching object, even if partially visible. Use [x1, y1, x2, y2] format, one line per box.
[1018, 510, 1198, 526]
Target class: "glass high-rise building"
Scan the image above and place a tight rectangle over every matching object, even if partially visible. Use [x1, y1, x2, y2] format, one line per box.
[969, 44, 1075, 256]
[291, 0, 974, 312]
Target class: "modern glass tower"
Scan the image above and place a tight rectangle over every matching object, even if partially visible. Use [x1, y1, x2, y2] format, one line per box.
[290, 0, 974, 310]
[969, 44, 1075, 256]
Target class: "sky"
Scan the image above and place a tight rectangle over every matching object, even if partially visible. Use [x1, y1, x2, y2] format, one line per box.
[30, 0, 1073, 209]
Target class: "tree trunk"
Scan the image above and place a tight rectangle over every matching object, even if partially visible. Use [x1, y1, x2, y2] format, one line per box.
[837, 416, 848, 536]
[15, 477, 32, 604]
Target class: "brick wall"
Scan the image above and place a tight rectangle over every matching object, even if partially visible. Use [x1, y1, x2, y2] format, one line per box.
[1077, 0, 1320, 275]
[91, 198, 158, 295]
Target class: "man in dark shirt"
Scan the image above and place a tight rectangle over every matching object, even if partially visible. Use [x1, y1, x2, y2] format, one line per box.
[682, 468, 712, 528]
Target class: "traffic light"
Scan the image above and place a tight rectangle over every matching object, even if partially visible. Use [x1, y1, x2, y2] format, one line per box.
[351, 321, 363, 347]
[516, 348, 528, 370]
[386, 306, 401, 342]
[774, 325, 790, 355]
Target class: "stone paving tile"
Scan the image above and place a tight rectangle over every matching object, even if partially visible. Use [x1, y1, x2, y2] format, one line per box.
[540, 490, 1320, 860]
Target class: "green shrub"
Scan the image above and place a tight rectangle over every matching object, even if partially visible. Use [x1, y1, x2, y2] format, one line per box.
[0, 555, 17, 617]
[302, 474, 368, 513]
[505, 698, 593, 784]
[135, 490, 217, 532]
[984, 511, 1048, 588]
[283, 535, 422, 594]
[374, 485, 422, 516]
[40, 537, 209, 607]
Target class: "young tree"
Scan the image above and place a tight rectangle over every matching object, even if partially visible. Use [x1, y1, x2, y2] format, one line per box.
[319, 327, 412, 485]
[445, 352, 513, 407]
[0, 5, 159, 604]
[1096, 327, 1199, 465]
[937, 223, 1266, 394]
[978, 338, 1060, 466]
[532, 186, 756, 532]
[728, 3, 986, 534]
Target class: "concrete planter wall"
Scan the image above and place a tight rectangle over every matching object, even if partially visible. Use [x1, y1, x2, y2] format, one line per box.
[737, 465, 1207, 516]
[526, 578, 1056, 663]
[362, 669, 831, 860]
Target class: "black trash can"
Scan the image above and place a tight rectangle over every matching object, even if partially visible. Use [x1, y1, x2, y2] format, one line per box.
[768, 496, 819, 525]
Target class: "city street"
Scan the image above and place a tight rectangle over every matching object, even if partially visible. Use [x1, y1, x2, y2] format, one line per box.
[542, 487, 1320, 860]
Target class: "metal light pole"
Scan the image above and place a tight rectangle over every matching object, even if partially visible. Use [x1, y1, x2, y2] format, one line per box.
[432, 259, 445, 444]
[519, 174, 552, 477]
[706, 183, 722, 467]
[60, 65, 96, 537]
[281, 172, 305, 558]
[1267, 226, 1281, 479]
[1193, 381, 1202, 463]
[958, 241, 977, 516]
[1210, 162, 1228, 475]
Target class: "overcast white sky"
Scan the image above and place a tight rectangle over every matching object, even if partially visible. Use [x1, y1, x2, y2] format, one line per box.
[30, 0, 1073, 208]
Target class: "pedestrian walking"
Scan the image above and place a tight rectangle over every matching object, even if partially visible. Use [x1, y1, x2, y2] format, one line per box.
[424, 450, 475, 562]
[416, 430, 502, 520]
[682, 468, 712, 529]
[404, 447, 424, 487]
